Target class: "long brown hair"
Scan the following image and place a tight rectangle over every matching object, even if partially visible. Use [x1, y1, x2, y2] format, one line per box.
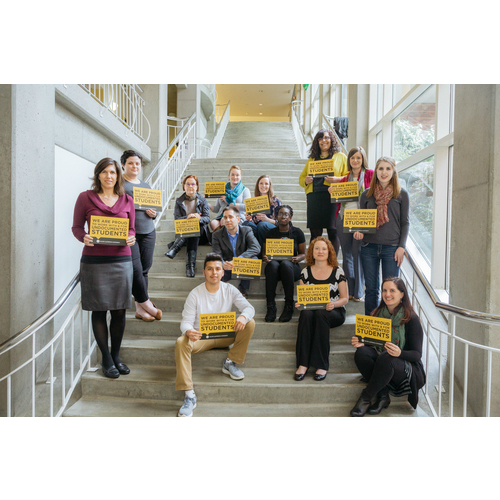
[308, 129, 341, 160]
[305, 236, 339, 267]
[366, 156, 401, 199]
[372, 277, 414, 323]
[347, 146, 369, 172]
[91, 158, 124, 196]
[254, 174, 275, 201]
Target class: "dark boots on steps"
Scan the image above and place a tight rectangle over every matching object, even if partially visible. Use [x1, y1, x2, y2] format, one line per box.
[165, 238, 185, 259]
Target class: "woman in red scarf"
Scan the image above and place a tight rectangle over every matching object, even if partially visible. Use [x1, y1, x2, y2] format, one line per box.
[354, 157, 409, 316]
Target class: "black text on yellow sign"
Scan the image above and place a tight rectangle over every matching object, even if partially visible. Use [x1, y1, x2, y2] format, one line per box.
[204, 181, 226, 198]
[307, 159, 335, 177]
[89, 216, 129, 246]
[330, 181, 360, 203]
[199, 312, 236, 340]
[355, 314, 392, 347]
[266, 239, 294, 260]
[174, 218, 201, 237]
[233, 257, 262, 277]
[244, 195, 271, 215]
[133, 187, 162, 211]
[343, 209, 377, 234]
[297, 284, 330, 305]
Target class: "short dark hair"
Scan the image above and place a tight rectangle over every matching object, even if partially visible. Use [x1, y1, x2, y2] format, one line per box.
[204, 252, 224, 269]
[120, 150, 143, 166]
[222, 206, 240, 217]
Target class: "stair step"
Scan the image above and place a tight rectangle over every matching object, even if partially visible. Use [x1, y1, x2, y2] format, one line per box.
[64, 396, 427, 417]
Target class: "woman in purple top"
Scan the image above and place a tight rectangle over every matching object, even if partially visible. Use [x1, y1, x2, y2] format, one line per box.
[72, 158, 139, 379]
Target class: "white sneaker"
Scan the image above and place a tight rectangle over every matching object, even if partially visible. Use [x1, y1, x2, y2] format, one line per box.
[222, 359, 245, 380]
[177, 395, 197, 417]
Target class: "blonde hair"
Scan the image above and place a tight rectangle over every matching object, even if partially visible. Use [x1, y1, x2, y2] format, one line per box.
[366, 156, 401, 199]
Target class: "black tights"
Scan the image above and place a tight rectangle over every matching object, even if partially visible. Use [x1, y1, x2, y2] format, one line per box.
[354, 347, 407, 399]
[310, 227, 340, 256]
[91, 310, 126, 369]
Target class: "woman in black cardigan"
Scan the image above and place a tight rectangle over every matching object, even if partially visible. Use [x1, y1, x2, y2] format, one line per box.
[165, 175, 211, 277]
[350, 277, 426, 416]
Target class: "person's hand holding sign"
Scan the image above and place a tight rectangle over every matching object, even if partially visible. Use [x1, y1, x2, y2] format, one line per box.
[223, 260, 234, 271]
[351, 336, 364, 348]
[384, 342, 401, 357]
[234, 315, 247, 332]
[353, 231, 364, 240]
[186, 329, 203, 342]
[146, 209, 157, 218]
[83, 234, 94, 247]
[187, 212, 201, 220]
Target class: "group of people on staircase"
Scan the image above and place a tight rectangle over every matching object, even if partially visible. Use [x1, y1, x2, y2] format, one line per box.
[72, 128, 425, 417]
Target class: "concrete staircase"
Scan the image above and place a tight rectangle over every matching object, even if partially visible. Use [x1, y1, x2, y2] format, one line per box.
[64, 121, 428, 417]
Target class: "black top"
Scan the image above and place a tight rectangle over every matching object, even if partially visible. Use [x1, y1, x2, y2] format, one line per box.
[124, 179, 156, 235]
[264, 225, 306, 256]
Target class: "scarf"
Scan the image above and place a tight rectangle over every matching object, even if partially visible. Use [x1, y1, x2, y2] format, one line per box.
[184, 193, 197, 202]
[339, 169, 365, 219]
[374, 305, 406, 353]
[374, 183, 393, 229]
[225, 181, 245, 205]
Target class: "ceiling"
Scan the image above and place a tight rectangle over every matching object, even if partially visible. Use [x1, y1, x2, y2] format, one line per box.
[215, 84, 295, 119]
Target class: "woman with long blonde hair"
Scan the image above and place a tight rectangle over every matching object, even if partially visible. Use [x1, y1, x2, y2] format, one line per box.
[354, 156, 410, 316]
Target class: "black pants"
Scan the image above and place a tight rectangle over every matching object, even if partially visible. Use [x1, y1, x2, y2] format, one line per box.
[296, 308, 346, 370]
[354, 346, 408, 398]
[265, 259, 301, 302]
[310, 227, 339, 256]
[131, 230, 156, 303]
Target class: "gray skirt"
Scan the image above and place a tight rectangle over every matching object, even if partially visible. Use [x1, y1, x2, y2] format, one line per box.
[80, 256, 133, 311]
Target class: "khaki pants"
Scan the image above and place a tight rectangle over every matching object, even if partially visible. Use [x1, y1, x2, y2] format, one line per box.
[175, 319, 255, 391]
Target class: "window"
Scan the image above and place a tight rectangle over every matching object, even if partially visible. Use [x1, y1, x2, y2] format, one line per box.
[393, 85, 436, 162]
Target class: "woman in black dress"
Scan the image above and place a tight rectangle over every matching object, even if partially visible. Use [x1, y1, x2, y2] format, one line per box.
[294, 236, 348, 381]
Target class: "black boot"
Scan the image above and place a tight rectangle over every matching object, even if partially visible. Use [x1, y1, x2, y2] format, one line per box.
[186, 250, 196, 278]
[279, 300, 294, 323]
[367, 389, 391, 415]
[265, 300, 277, 322]
[350, 393, 373, 417]
[165, 238, 185, 259]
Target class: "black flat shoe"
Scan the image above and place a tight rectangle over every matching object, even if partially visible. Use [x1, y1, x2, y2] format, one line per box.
[368, 392, 390, 415]
[102, 364, 120, 379]
[350, 394, 372, 417]
[294, 372, 307, 381]
[313, 372, 327, 381]
[115, 362, 130, 375]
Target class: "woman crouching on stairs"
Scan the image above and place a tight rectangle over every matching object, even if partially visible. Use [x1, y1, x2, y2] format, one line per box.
[350, 277, 426, 416]
[165, 175, 211, 278]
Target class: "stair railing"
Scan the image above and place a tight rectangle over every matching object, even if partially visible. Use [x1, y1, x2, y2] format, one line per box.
[0, 111, 200, 417]
[400, 250, 500, 417]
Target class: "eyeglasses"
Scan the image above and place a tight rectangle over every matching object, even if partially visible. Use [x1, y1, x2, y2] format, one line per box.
[185, 183, 197, 187]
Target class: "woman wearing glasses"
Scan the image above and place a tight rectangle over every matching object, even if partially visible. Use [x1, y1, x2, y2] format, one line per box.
[299, 129, 348, 254]
[165, 175, 211, 278]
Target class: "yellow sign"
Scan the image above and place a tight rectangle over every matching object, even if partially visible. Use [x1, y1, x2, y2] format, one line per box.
[89, 216, 129, 245]
[297, 284, 330, 305]
[266, 239, 294, 259]
[132, 187, 162, 210]
[307, 159, 335, 177]
[233, 257, 262, 277]
[199, 312, 236, 339]
[244, 195, 271, 214]
[355, 314, 392, 346]
[204, 182, 226, 198]
[330, 181, 359, 203]
[174, 218, 201, 236]
[343, 209, 377, 233]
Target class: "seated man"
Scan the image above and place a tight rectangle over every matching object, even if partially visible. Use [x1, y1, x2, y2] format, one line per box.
[175, 252, 256, 417]
[212, 205, 261, 298]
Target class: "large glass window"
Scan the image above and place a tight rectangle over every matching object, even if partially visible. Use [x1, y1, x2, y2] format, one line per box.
[400, 156, 434, 265]
[393, 85, 436, 162]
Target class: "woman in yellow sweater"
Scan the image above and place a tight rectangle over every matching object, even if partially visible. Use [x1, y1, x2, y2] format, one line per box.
[299, 129, 348, 255]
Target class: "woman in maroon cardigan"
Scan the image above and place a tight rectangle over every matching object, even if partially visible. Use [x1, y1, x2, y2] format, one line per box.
[72, 158, 142, 379]
[328, 146, 374, 301]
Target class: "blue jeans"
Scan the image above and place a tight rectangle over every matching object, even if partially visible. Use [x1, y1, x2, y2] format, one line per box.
[242, 220, 275, 248]
[360, 243, 400, 316]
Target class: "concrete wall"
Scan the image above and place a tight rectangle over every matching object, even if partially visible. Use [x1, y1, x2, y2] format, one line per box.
[450, 84, 500, 416]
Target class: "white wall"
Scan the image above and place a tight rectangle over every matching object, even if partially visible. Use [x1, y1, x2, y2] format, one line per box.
[54, 146, 95, 300]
